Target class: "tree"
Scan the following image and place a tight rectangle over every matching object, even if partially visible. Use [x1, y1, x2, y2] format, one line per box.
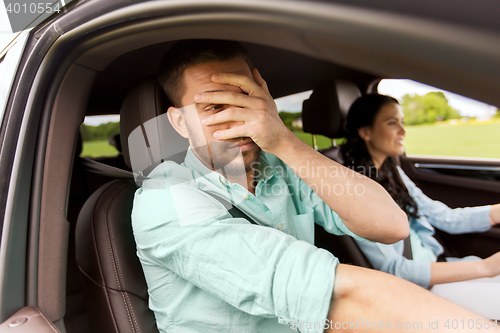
[80, 122, 120, 141]
[278, 111, 301, 130]
[401, 92, 460, 125]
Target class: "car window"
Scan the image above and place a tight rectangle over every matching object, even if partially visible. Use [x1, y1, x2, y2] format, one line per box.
[378, 79, 500, 160]
[276, 90, 335, 150]
[0, 33, 29, 121]
[80, 115, 120, 158]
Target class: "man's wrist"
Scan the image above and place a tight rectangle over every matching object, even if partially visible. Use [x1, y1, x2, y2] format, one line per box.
[270, 130, 310, 160]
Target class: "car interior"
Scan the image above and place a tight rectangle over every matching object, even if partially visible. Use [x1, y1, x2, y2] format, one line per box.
[68, 43, 500, 333]
[2, 1, 500, 332]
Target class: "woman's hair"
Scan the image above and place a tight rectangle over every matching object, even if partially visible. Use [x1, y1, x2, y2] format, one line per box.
[341, 94, 419, 218]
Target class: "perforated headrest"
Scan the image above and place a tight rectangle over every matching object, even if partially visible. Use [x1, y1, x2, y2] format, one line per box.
[119, 78, 189, 174]
[302, 81, 361, 139]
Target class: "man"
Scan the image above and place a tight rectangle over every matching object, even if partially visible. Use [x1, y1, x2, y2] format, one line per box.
[132, 40, 489, 332]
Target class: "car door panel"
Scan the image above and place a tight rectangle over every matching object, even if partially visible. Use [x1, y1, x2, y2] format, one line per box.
[0, 307, 59, 332]
[400, 155, 500, 259]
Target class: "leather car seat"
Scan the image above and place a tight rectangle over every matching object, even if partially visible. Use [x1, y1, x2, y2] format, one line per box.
[302, 81, 372, 268]
[76, 77, 188, 333]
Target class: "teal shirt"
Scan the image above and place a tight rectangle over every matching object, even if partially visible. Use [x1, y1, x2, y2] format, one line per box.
[132, 148, 364, 333]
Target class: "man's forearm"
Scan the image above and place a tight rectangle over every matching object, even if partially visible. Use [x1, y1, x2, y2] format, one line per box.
[273, 134, 408, 244]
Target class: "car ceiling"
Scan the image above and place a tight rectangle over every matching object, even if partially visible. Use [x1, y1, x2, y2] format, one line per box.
[56, 0, 499, 117]
[85, 41, 377, 116]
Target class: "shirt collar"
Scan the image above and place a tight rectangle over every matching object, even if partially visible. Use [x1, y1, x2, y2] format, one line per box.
[182, 146, 278, 187]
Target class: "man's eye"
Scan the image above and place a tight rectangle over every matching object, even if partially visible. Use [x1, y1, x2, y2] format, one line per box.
[206, 105, 222, 112]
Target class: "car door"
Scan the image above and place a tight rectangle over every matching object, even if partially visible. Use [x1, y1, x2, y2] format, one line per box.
[0, 1, 102, 331]
[400, 155, 500, 259]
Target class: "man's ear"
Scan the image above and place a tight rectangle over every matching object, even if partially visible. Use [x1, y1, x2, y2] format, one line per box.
[167, 106, 189, 138]
[358, 126, 371, 141]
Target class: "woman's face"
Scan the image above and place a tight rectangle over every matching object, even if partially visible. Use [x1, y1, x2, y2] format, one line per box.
[359, 102, 405, 167]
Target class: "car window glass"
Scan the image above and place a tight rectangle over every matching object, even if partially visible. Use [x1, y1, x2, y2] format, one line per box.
[275, 90, 335, 150]
[378, 79, 500, 160]
[0, 33, 29, 120]
[80, 115, 120, 158]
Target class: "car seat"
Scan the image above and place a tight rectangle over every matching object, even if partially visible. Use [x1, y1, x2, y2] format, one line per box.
[302, 80, 361, 163]
[75, 77, 188, 333]
[302, 81, 372, 268]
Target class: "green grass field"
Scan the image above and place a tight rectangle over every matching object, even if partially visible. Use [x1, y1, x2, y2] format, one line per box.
[81, 140, 119, 157]
[294, 118, 500, 159]
[403, 119, 500, 159]
[82, 119, 500, 160]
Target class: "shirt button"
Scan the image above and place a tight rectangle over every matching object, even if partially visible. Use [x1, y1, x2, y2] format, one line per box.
[277, 223, 283, 230]
[243, 195, 249, 200]
[219, 176, 226, 184]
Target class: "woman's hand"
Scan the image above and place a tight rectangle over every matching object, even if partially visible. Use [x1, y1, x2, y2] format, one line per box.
[489, 203, 500, 226]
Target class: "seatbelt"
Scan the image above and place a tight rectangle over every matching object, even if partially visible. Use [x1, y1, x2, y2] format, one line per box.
[81, 158, 257, 225]
[402, 236, 413, 260]
[206, 192, 257, 225]
[81, 158, 135, 179]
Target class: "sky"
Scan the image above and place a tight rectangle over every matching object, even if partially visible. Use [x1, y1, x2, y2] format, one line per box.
[378, 79, 498, 119]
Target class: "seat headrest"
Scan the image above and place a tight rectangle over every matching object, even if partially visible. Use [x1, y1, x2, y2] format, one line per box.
[109, 134, 122, 153]
[120, 77, 189, 176]
[302, 81, 361, 139]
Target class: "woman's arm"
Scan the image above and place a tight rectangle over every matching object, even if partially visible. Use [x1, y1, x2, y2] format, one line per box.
[430, 252, 500, 285]
[397, 167, 491, 234]
[355, 238, 432, 287]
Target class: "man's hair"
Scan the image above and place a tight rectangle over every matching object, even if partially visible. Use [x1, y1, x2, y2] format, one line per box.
[157, 39, 254, 107]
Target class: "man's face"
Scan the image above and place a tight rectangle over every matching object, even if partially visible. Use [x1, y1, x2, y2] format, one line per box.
[178, 58, 261, 175]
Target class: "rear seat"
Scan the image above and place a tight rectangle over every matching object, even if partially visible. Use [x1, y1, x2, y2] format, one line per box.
[302, 81, 372, 268]
[302, 80, 362, 163]
[92, 133, 130, 170]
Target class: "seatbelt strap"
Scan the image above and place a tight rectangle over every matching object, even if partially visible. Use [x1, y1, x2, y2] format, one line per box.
[81, 158, 135, 178]
[206, 192, 257, 225]
[402, 236, 413, 260]
[81, 158, 256, 224]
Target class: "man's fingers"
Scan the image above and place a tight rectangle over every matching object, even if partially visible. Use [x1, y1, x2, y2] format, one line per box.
[195, 91, 267, 111]
[252, 68, 270, 94]
[211, 72, 263, 97]
[202, 107, 258, 125]
[213, 125, 251, 140]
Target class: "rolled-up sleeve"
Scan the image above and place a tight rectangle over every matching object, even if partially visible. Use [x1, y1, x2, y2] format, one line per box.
[297, 177, 367, 241]
[133, 184, 337, 332]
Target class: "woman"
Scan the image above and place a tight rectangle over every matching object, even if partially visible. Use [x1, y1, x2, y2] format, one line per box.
[341, 93, 500, 289]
